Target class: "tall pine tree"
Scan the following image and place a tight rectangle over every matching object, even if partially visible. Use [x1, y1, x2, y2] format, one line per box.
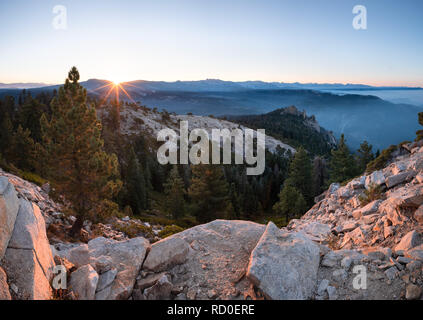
[163, 165, 186, 219]
[329, 134, 357, 183]
[41, 67, 121, 237]
[284, 147, 313, 204]
[357, 140, 374, 173]
[188, 164, 231, 223]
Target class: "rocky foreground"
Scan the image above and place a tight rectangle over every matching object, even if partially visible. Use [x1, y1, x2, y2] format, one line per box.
[1, 142, 423, 300]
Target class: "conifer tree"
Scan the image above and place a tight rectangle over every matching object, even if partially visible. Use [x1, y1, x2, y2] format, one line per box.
[123, 147, 148, 215]
[416, 112, 423, 141]
[41, 67, 121, 237]
[188, 164, 231, 223]
[8, 125, 36, 171]
[273, 185, 307, 219]
[0, 113, 13, 158]
[163, 165, 186, 219]
[284, 147, 312, 204]
[329, 134, 357, 183]
[357, 140, 374, 173]
[228, 182, 241, 219]
[17, 96, 48, 142]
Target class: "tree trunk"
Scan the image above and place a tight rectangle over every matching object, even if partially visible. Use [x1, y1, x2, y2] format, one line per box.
[70, 215, 84, 238]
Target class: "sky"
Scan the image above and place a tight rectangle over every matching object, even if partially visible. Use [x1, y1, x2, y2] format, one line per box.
[0, 0, 422, 86]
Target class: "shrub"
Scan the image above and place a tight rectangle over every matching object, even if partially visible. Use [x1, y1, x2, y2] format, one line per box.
[366, 145, 397, 173]
[359, 183, 383, 206]
[112, 221, 154, 239]
[20, 171, 47, 186]
[158, 225, 185, 238]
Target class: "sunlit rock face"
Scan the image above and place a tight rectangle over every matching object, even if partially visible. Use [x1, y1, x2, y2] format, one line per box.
[3, 198, 55, 300]
[246, 222, 320, 300]
[0, 176, 19, 259]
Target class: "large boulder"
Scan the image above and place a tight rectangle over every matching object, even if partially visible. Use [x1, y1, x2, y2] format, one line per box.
[143, 237, 189, 272]
[352, 200, 381, 219]
[3, 199, 55, 300]
[414, 204, 423, 224]
[394, 230, 421, 253]
[404, 244, 423, 261]
[57, 244, 90, 268]
[385, 171, 416, 189]
[295, 222, 331, 242]
[365, 171, 385, 190]
[88, 236, 150, 300]
[139, 220, 266, 300]
[0, 267, 11, 300]
[246, 222, 320, 300]
[69, 264, 99, 300]
[0, 177, 19, 259]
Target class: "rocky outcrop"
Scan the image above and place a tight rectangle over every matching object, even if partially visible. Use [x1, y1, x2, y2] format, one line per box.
[0, 267, 11, 300]
[246, 222, 320, 299]
[3, 198, 55, 300]
[133, 220, 266, 300]
[0, 176, 19, 259]
[69, 264, 99, 300]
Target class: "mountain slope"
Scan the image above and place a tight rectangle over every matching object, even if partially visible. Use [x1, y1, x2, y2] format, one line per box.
[228, 105, 336, 156]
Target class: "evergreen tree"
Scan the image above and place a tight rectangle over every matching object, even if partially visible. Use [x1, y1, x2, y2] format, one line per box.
[8, 125, 36, 171]
[0, 113, 13, 158]
[123, 147, 148, 215]
[17, 96, 48, 142]
[416, 112, 423, 141]
[188, 164, 231, 223]
[163, 165, 186, 219]
[284, 147, 312, 204]
[329, 134, 357, 183]
[41, 67, 121, 237]
[228, 182, 241, 219]
[357, 140, 374, 173]
[312, 156, 327, 198]
[273, 185, 307, 219]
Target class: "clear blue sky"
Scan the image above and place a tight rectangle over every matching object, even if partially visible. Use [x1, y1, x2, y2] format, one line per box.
[1, 0, 422, 86]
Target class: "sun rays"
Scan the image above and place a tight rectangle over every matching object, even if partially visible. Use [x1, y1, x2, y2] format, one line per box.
[93, 80, 137, 106]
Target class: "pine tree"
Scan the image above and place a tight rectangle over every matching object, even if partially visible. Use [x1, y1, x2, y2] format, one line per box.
[0, 113, 13, 158]
[273, 185, 307, 220]
[312, 156, 327, 198]
[163, 165, 186, 219]
[329, 134, 357, 183]
[124, 147, 148, 215]
[17, 96, 48, 142]
[8, 125, 36, 171]
[416, 112, 423, 141]
[188, 164, 231, 223]
[228, 182, 241, 219]
[284, 147, 312, 204]
[41, 67, 122, 237]
[357, 140, 374, 173]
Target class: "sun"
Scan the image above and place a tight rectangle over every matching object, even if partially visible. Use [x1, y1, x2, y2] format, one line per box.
[92, 78, 137, 106]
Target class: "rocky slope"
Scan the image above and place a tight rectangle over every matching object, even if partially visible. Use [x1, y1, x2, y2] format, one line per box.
[102, 104, 296, 155]
[1, 141, 423, 300]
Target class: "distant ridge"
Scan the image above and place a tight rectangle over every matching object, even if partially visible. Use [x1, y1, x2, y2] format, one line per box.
[0, 82, 48, 89]
[1, 79, 421, 92]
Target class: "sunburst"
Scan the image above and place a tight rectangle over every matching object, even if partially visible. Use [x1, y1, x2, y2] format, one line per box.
[93, 80, 137, 107]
